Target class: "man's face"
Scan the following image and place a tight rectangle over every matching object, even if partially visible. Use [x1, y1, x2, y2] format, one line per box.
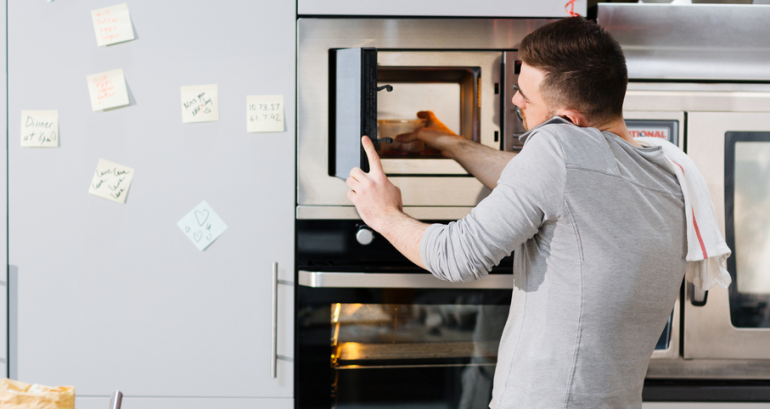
[512, 63, 555, 131]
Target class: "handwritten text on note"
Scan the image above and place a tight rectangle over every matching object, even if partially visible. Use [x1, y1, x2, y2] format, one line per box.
[247, 95, 285, 133]
[88, 159, 135, 204]
[181, 84, 219, 123]
[21, 110, 59, 148]
[177, 201, 228, 251]
[86, 69, 130, 111]
[91, 3, 135, 46]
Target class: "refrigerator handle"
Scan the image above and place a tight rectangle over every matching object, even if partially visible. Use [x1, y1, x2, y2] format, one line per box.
[271, 262, 278, 378]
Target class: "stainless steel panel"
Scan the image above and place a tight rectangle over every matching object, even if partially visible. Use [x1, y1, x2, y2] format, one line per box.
[297, 18, 554, 207]
[624, 90, 770, 113]
[503, 51, 527, 151]
[684, 111, 770, 361]
[599, 4, 770, 81]
[647, 357, 770, 379]
[296, 205, 474, 220]
[298, 271, 513, 289]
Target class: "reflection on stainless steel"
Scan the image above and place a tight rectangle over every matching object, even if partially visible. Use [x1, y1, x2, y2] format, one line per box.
[331, 303, 507, 366]
[299, 271, 513, 289]
[599, 4, 770, 81]
[734, 142, 770, 294]
[337, 341, 498, 361]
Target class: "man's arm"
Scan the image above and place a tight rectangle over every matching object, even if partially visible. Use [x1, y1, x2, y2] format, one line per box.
[397, 111, 516, 189]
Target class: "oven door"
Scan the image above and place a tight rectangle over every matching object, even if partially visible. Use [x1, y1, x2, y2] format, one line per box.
[684, 111, 770, 360]
[296, 276, 514, 409]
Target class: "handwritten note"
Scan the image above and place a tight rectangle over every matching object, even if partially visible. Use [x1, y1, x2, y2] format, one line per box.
[181, 85, 219, 123]
[88, 159, 135, 204]
[177, 201, 228, 251]
[86, 69, 130, 111]
[91, 3, 135, 46]
[21, 110, 58, 148]
[247, 95, 284, 133]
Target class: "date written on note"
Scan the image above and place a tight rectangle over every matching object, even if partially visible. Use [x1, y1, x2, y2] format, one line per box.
[177, 201, 228, 251]
[91, 3, 135, 47]
[247, 95, 284, 133]
[88, 159, 135, 204]
[21, 110, 58, 148]
[181, 84, 219, 123]
[86, 69, 130, 111]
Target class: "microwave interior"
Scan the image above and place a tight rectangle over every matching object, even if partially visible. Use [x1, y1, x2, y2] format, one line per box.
[330, 48, 496, 178]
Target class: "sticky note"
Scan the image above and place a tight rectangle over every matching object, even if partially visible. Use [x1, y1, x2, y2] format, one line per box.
[86, 69, 130, 111]
[181, 85, 219, 123]
[177, 201, 228, 251]
[247, 95, 285, 133]
[21, 110, 59, 148]
[91, 3, 135, 46]
[88, 159, 134, 204]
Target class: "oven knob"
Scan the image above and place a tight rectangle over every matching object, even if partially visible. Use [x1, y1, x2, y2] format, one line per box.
[356, 228, 375, 245]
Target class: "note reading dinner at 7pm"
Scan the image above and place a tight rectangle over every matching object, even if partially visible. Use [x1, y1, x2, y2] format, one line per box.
[177, 201, 228, 251]
[21, 110, 58, 148]
[247, 95, 285, 133]
[181, 84, 220, 123]
[91, 3, 135, 47]
[86, 69, 130, 111]
[88, 159, 135, 204]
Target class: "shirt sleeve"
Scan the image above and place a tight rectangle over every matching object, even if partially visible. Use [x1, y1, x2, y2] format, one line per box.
[419, 128, 567, 282]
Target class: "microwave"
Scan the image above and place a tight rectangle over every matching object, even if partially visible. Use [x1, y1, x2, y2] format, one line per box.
[296, 18, 550, 220]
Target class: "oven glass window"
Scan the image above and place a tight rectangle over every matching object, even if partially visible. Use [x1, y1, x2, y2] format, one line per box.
[331, 302, 508, 409]
[726, 134, 770, 328]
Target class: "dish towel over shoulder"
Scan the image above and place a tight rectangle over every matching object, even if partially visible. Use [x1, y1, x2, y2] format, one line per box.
[636, 137, 732, 298]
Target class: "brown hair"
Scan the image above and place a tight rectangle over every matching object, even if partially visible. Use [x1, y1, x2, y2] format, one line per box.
[519, 17, 628, 125]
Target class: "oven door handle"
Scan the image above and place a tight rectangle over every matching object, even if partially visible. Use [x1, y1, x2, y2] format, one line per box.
[298, 271, 513, 289]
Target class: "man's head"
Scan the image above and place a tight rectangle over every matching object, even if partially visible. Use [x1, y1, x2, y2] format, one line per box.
[513, 17, 627, 130]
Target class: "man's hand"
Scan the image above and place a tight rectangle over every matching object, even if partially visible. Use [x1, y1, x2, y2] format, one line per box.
[346, 136, 404, 232]
[396, 111, 466, 159]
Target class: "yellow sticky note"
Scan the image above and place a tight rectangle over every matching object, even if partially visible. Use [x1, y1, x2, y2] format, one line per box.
[88, 159, 135, 204]
[86, 69, 130, 111]
[21, 110, 59, 148]
[91, 3, 135, 46]
[181, 85, 219, 123]
[247, 95, 284, 133]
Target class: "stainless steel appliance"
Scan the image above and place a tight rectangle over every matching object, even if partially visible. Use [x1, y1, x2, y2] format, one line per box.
[297, 19, 547, 220]
[601, 3, 770, 399]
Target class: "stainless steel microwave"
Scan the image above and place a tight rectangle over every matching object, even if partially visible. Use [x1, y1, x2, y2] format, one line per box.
[296, 19, 550, 220]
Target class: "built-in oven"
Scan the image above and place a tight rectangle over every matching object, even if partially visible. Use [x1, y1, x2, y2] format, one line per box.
[295, 220, 680, 409]
[685, 111, 770, 362]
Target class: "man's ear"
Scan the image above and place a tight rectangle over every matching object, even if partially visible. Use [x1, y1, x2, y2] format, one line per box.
[555, 108, 590, 127]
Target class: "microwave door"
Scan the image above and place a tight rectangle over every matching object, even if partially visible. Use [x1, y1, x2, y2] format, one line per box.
[332, 47, 378, 179]
[684, 112, 770, 360]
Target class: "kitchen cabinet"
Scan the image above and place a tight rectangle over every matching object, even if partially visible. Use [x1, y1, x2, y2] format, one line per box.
[7, 1, 295, 406]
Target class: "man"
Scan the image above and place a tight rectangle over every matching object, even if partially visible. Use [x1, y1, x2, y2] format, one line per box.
[346, 17, 686, 409]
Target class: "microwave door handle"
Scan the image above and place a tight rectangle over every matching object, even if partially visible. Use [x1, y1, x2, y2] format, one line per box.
[298, 271, 513, 290]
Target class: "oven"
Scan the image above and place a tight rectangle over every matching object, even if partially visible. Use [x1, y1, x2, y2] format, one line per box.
[295, 220, 680, 409]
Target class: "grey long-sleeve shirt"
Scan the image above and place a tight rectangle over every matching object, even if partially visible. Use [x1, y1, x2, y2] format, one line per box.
[420, 117, 687, 409]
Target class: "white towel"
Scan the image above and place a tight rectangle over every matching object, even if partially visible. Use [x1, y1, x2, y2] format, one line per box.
[635, 137, 732, 296]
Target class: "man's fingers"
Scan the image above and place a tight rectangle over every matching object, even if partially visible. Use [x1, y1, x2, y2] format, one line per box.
[396, 131, 418, 142]
[349, 167, 366, 181]
[361, 136, 383, 175]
